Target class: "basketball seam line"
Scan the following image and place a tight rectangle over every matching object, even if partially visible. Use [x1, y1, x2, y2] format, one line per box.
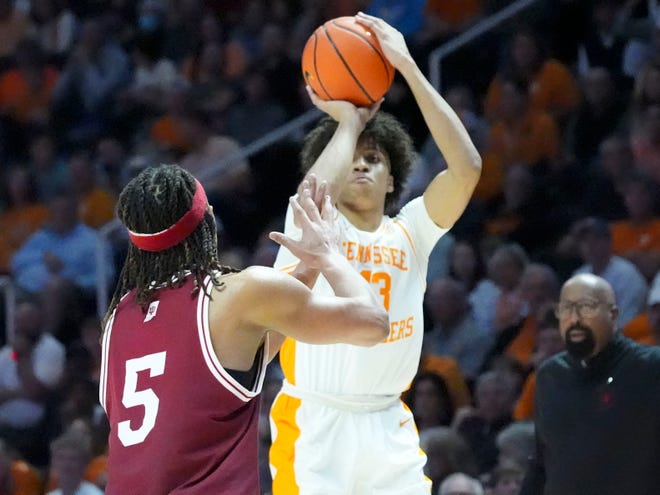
[323, 22, 376, 104]
[310, 33, 332, 100]
[331, 20, 393, 81]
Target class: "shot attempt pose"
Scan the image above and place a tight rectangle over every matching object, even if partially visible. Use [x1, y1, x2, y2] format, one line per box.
[269, 12, 482, 495]
[99, 164, 388, 495]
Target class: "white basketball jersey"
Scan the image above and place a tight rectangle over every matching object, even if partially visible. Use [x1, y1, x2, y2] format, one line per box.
[274, 197, 448, 396]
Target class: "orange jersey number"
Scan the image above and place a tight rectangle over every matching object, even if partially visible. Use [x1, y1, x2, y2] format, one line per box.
[361, 270, 391, 310]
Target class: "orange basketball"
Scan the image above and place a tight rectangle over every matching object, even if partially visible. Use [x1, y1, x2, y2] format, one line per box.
[301, 16, 395, 107]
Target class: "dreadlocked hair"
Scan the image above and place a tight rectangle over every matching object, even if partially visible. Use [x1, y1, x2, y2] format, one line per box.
[300, 111, 416, 214]
[104, 164, 239, 327]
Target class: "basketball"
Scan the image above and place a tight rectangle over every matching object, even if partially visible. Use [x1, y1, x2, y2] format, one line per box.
[301, 16, 395, 107]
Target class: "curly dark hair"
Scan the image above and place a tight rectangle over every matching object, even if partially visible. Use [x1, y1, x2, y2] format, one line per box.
[403, 371, 455, 426]
[299, 111, 416, 214]
[104, 164, 239, 325]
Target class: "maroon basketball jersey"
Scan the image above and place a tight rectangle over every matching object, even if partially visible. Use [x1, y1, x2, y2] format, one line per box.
[100, 274, 266, 494]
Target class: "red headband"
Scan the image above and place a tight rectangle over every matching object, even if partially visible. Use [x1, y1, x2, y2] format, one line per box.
[128, 178, 208, 252]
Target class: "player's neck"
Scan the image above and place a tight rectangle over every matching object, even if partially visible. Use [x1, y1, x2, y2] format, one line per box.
[339, 205, 383, 232]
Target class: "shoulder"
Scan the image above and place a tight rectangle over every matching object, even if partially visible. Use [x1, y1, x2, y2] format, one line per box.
[212, 266, 295, 303]
[396, 196, 428, 220]
[611, 256, 647, 282]
[536, 352, 569, 381]
[234, 265, 289, 286]
[396, 197, 448, 235]
[625, 338, 660, 365]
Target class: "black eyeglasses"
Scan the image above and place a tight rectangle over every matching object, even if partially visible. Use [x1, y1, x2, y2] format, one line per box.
[554, 300, 611, 319]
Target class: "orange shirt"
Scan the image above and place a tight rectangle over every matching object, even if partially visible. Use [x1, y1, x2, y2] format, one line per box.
[151, 115, 188, 152]
[425, 0, 482, 29]
[485, 211, 522, 239]
[611, 219, 660, 255]
[0, 204, 49, 272]
[0, 67, 58, 123]
[7, 460, 43, 495]
[85, 455, 107, 488]
[79, 188, 116, 229]
[485, 60, 580, 122]
[623, 313, 655, 345]
[513, 372, 536, 421]
[505, 316, 536, 369]
[45, 455, 107, 493]
[487, 108, 560, 167]
[420, 355, 472, 409]
[472, 151, 504, 202]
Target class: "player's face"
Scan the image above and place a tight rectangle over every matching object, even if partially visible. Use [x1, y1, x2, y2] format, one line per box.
[339, 140, 393, 209]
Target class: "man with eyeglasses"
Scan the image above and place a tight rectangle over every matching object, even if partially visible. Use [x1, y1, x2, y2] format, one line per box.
[520, 273, 660, 495]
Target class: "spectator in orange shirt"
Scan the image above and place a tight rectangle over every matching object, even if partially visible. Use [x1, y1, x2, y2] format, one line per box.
[0, 38, 58, 127]
[45, 427, 103, 495]
[623, 271, 660, 345]
[486, 75, 561, 170]
[513, 307, 564, 421]
[149, 82, 190, 154]
[503, 265, 560, 370]
[610, 171, 660, 281]
[0, 38, 58, 159]
[484, 26, 580, 126]
[404, 371, 456, 432]
[420, 354, 473, 411]
[66, 149, 116, 229]
[0, 166, 49, 273]
[0, 439, 42, 495]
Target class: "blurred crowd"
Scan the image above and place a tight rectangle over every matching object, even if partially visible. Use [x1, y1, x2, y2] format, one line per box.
[0, 0, 659, 494]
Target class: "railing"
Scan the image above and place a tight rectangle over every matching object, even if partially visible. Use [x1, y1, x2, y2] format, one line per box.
[428, 0, 542, 91]
[0, 276, 16, 344]
[94, 1, 539, 315]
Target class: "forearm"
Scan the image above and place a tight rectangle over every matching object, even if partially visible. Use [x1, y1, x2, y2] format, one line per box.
[305, 115, 365, 202]
[290, 262, 320, 289]
[397, 58, 480, 226]
[398, 58, 481, 179]
[318, 252, 379, 306]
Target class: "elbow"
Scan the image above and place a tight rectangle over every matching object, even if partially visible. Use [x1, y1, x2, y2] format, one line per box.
[360, 310, 390, 346]
[468, 152, 482, 180]
[461, 153, 482, 192]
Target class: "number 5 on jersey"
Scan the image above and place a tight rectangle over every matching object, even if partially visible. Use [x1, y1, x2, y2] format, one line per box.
[118, 351, 167, 447]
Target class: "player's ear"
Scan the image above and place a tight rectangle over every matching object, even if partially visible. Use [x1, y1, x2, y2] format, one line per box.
[387, 176, 394, 193]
